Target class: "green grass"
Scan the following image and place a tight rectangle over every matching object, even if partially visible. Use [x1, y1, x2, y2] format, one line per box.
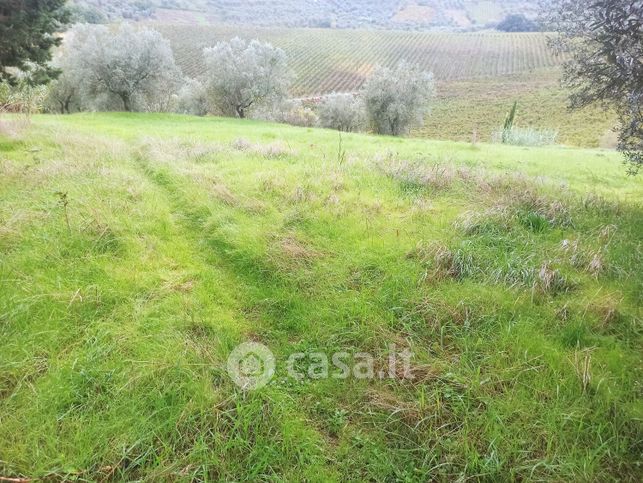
[1, 113, 641, 481]
[420, 71, 618, 148]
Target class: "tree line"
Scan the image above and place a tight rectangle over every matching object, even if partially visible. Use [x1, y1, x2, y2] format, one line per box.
[44, 23, 436, 137]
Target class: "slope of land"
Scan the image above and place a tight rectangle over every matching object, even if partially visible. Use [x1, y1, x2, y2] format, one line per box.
[73, 0, 543, 30]
[156, 25, 617, 147]
[0, 113, 641, 481]
[159, 26, 562, 89]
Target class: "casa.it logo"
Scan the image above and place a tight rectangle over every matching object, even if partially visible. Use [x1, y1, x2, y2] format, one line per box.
[227, 341, 415, 391]
[226, 342, 276, 391]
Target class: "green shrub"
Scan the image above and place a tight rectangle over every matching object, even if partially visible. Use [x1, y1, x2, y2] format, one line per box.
[0, 80, 48, 114]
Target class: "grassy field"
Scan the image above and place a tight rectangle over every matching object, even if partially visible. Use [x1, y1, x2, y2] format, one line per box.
[420, 71, 618, 148]
[154, 24, 617, 148]
[0, 113, 641, 481]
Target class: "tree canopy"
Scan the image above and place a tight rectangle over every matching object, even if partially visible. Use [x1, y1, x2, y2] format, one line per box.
[58, 23, 181, 112]
[362, 61, 435, 136]
[203, 38, 292, 119]
[0, 0, 70, 84]
[496, 14, 539, 32]
[546, 0, 643, 174]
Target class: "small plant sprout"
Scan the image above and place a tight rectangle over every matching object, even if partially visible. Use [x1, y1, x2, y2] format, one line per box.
[571, 347, 594, 394]
[337, 132, 346, 165]
[502, 101, 517, 144]
[55, 191, 71, 233]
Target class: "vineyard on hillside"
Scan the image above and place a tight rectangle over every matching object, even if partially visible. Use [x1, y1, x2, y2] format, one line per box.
[153, 24, 614, 148]
[157, 24, 563, 96]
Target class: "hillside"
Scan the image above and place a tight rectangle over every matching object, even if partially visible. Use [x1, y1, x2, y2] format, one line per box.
[158, 26, 562, 89]
[0, 113, 641, 480]
[156, 24, 617, 147]
[72, 0, 543, 30]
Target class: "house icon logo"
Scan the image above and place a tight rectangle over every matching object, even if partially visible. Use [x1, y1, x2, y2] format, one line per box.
[227, 342, 276, 390]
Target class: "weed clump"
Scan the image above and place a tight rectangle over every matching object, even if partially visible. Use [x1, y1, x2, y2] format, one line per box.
[409, 241, 476, 281]
[454, 208, 512, 236]
[385, 161, 457, 191]
[561, 239, 609, 277]
[231, 137, 253, 151]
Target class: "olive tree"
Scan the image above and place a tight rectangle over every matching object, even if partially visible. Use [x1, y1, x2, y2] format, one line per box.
[61, 23, 181, 112]
[361, 62, 435, 136]
[46, 70, 79, 113]
[202, 38, 292, 119]
[318, 93, 364, 132]
[545, 0, 642, 174]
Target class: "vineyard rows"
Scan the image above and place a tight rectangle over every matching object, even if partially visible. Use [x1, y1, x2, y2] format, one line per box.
[155, 24, 565, 97]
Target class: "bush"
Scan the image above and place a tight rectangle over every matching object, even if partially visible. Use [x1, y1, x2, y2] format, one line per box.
[0, 79, 48, 114]
[277, 101, 318, 128]
[493, 127, 559, 146]
[252, 99, 318, 127]
[175, 78, 209, 116]
[317, 93, 364, 132]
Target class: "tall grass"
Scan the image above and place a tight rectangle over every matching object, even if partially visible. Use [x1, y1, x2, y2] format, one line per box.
[493, 126, 559, 146]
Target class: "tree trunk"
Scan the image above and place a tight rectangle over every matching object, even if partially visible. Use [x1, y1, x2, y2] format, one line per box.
[63, 95, 71, 114]
[121, 94, 132, 112]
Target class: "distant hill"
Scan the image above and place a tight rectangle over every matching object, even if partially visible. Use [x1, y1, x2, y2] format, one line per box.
[71, 0, 543, 31]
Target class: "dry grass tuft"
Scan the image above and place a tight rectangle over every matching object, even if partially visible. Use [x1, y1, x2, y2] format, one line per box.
[231, 138, 296, 159]
[454, 207, 511, 235]
[496, 188, 573, 229]
[570, 348, 594, 394]
[278, 235, 320, 263]
[267, 234, 322, 273]
[0, 114, 31, 138]
[210, 182, 240, 206]
[381, 159, 457, 191]
[588, 295, 625, 330]
[160, 276, 196, 294]
[532, 262, 573, 295]
[290, 185, 316, 203]
[140, 138, 223, 164]
[380, 158, 573, 229]
[409, 241, 475, 282]
[230, 137, 253, 151]
[582, 193, 621, 215]
[258, 142, 296, 159]
[561, 239, 608, 277]
[366, 389, 425, 426]
[0, 208, 45, 249]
